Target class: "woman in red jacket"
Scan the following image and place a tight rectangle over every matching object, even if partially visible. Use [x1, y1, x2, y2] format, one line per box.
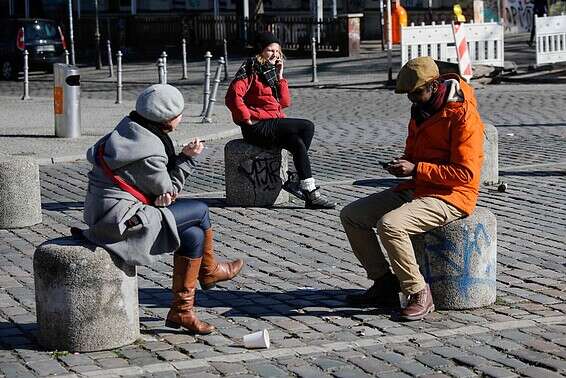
[225, 32, 335, 209]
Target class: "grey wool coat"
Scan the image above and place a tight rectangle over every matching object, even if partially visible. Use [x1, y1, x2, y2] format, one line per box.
[82, 116, 195, 266]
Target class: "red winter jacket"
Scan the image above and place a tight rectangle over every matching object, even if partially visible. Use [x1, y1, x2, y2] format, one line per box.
[225, 72, 291, 124]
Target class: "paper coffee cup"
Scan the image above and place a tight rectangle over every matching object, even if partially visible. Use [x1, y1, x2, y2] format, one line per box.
[243, 329, 270, 349]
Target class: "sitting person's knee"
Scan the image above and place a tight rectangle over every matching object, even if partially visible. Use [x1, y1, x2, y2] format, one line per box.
[376, 214, 401, 236]
[303, 119, 315, 132]
[340, 203, 358, 225]
[178, 226, 205, 257]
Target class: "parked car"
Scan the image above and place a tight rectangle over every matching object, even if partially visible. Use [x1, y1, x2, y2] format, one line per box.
[0, 18, 66, 80]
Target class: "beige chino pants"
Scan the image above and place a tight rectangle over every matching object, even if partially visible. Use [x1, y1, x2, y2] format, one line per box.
[340, 188, 464, 295]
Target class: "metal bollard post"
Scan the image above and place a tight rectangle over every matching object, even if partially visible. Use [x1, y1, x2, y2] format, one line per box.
[223, 38, 229, 81]
[107, 40, 114, 78]
[200, 51, 212, 116]
[311, 37, 319, 84]
[64, 49, 69, 65]
[181, 38, 188, 80]
[157, 58, 165, 84]
[22, 50, 30, 100]
[161, 51, 168, 83]
[202, 57, 224, 123]
[116, 51, 123, 104]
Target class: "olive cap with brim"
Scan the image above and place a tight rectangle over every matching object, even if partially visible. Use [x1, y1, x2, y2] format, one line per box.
[395, 56, 440, 94]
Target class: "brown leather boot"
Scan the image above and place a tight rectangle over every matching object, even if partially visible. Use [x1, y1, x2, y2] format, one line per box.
[400, 284, 435, 321]
[165, 255, 215, 334]
[199, 228, 244, 290]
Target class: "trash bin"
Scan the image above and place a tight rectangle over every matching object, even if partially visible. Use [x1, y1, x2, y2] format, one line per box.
[53, 63, 81, 138]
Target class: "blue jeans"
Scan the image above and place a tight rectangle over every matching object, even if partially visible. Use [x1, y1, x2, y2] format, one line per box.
[168, 199, 211, 258]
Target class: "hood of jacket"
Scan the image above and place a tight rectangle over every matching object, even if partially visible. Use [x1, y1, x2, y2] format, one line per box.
[87, 116, 166, 170]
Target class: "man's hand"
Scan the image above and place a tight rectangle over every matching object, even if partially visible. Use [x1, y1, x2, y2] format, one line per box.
[387, 159, 416, 177]
[154, 193, 173, 207]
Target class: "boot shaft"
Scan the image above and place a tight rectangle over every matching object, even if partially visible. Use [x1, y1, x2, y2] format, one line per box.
[201, 228, 217, 272]
[172, 255, 203, 293]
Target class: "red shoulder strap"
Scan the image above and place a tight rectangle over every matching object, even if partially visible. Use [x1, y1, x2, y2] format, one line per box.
[96, 143, 152, 205]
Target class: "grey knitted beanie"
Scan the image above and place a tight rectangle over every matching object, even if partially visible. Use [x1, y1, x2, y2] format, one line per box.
[135, 84, 184, 123]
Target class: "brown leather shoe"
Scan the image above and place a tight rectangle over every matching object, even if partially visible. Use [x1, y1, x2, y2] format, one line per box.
[345, 271, 401, 307]
[165, 255, 215, 334]
[199, 228, 244, 290]
[400, 284, 435, 321]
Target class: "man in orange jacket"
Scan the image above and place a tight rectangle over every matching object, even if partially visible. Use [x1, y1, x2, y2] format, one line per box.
[340, 57, 484, 321]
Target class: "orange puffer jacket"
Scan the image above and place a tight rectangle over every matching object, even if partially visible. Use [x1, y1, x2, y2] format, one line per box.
[395, 75, 484, 215]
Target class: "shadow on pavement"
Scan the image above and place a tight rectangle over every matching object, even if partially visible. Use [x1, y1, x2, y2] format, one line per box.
[42, 202, 84, 211]
[500, 170, 566, 177]
[353, 178, 404, 187]
[139, 287, 394, 320]
[0, 322, 39, 351]
[193, 197, 305, 210]
[0, 134, 57, 138]
[494, 123, 566, 128]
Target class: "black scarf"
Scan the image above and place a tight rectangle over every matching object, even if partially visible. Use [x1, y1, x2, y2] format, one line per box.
[234, 57, 280, 100]
[128, 111, 176, 172]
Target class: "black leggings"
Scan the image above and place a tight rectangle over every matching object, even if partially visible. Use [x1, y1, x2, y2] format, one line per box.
[168, 199, 211, 258]
[240, 118, 315, 180]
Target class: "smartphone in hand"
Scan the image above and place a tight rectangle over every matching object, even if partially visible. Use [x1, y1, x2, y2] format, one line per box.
[379, 161, 391, 169]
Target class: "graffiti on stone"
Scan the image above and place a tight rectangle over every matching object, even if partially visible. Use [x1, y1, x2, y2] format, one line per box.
[420, 222, 495, 298]
[239, 152, 282, 194]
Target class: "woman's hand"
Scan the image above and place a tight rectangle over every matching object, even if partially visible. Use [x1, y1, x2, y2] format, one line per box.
[181, 138, 205, 157]
[387, 159, 416, 177]
[155, 193, 174, 207]
[275, 57, 284, 80]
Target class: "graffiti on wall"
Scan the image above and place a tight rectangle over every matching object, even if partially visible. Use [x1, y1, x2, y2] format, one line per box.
[504, 0, 534, 32]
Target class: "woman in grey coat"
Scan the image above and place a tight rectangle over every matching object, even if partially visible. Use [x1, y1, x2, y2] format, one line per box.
[80, 84, 244, 334]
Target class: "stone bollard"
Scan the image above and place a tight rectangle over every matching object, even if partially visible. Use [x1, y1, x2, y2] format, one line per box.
[225, 139, 289, 207]
[482, 123, 499, 185]
[0, 156, 42, 228]
[34, 237, 139, 352]
[412, 207, 497, 310]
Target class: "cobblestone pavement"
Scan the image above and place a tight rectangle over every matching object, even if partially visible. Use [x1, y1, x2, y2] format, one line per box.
[1, 50, 566, 378]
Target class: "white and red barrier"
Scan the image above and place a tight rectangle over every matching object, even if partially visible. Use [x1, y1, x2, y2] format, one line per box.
[453, 23, 474, 81]
[535, 14, 566, 66]
[401, 21, 505, 77]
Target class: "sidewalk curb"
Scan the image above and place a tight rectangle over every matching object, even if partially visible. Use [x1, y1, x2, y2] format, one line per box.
[35, 127, 242, 166]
